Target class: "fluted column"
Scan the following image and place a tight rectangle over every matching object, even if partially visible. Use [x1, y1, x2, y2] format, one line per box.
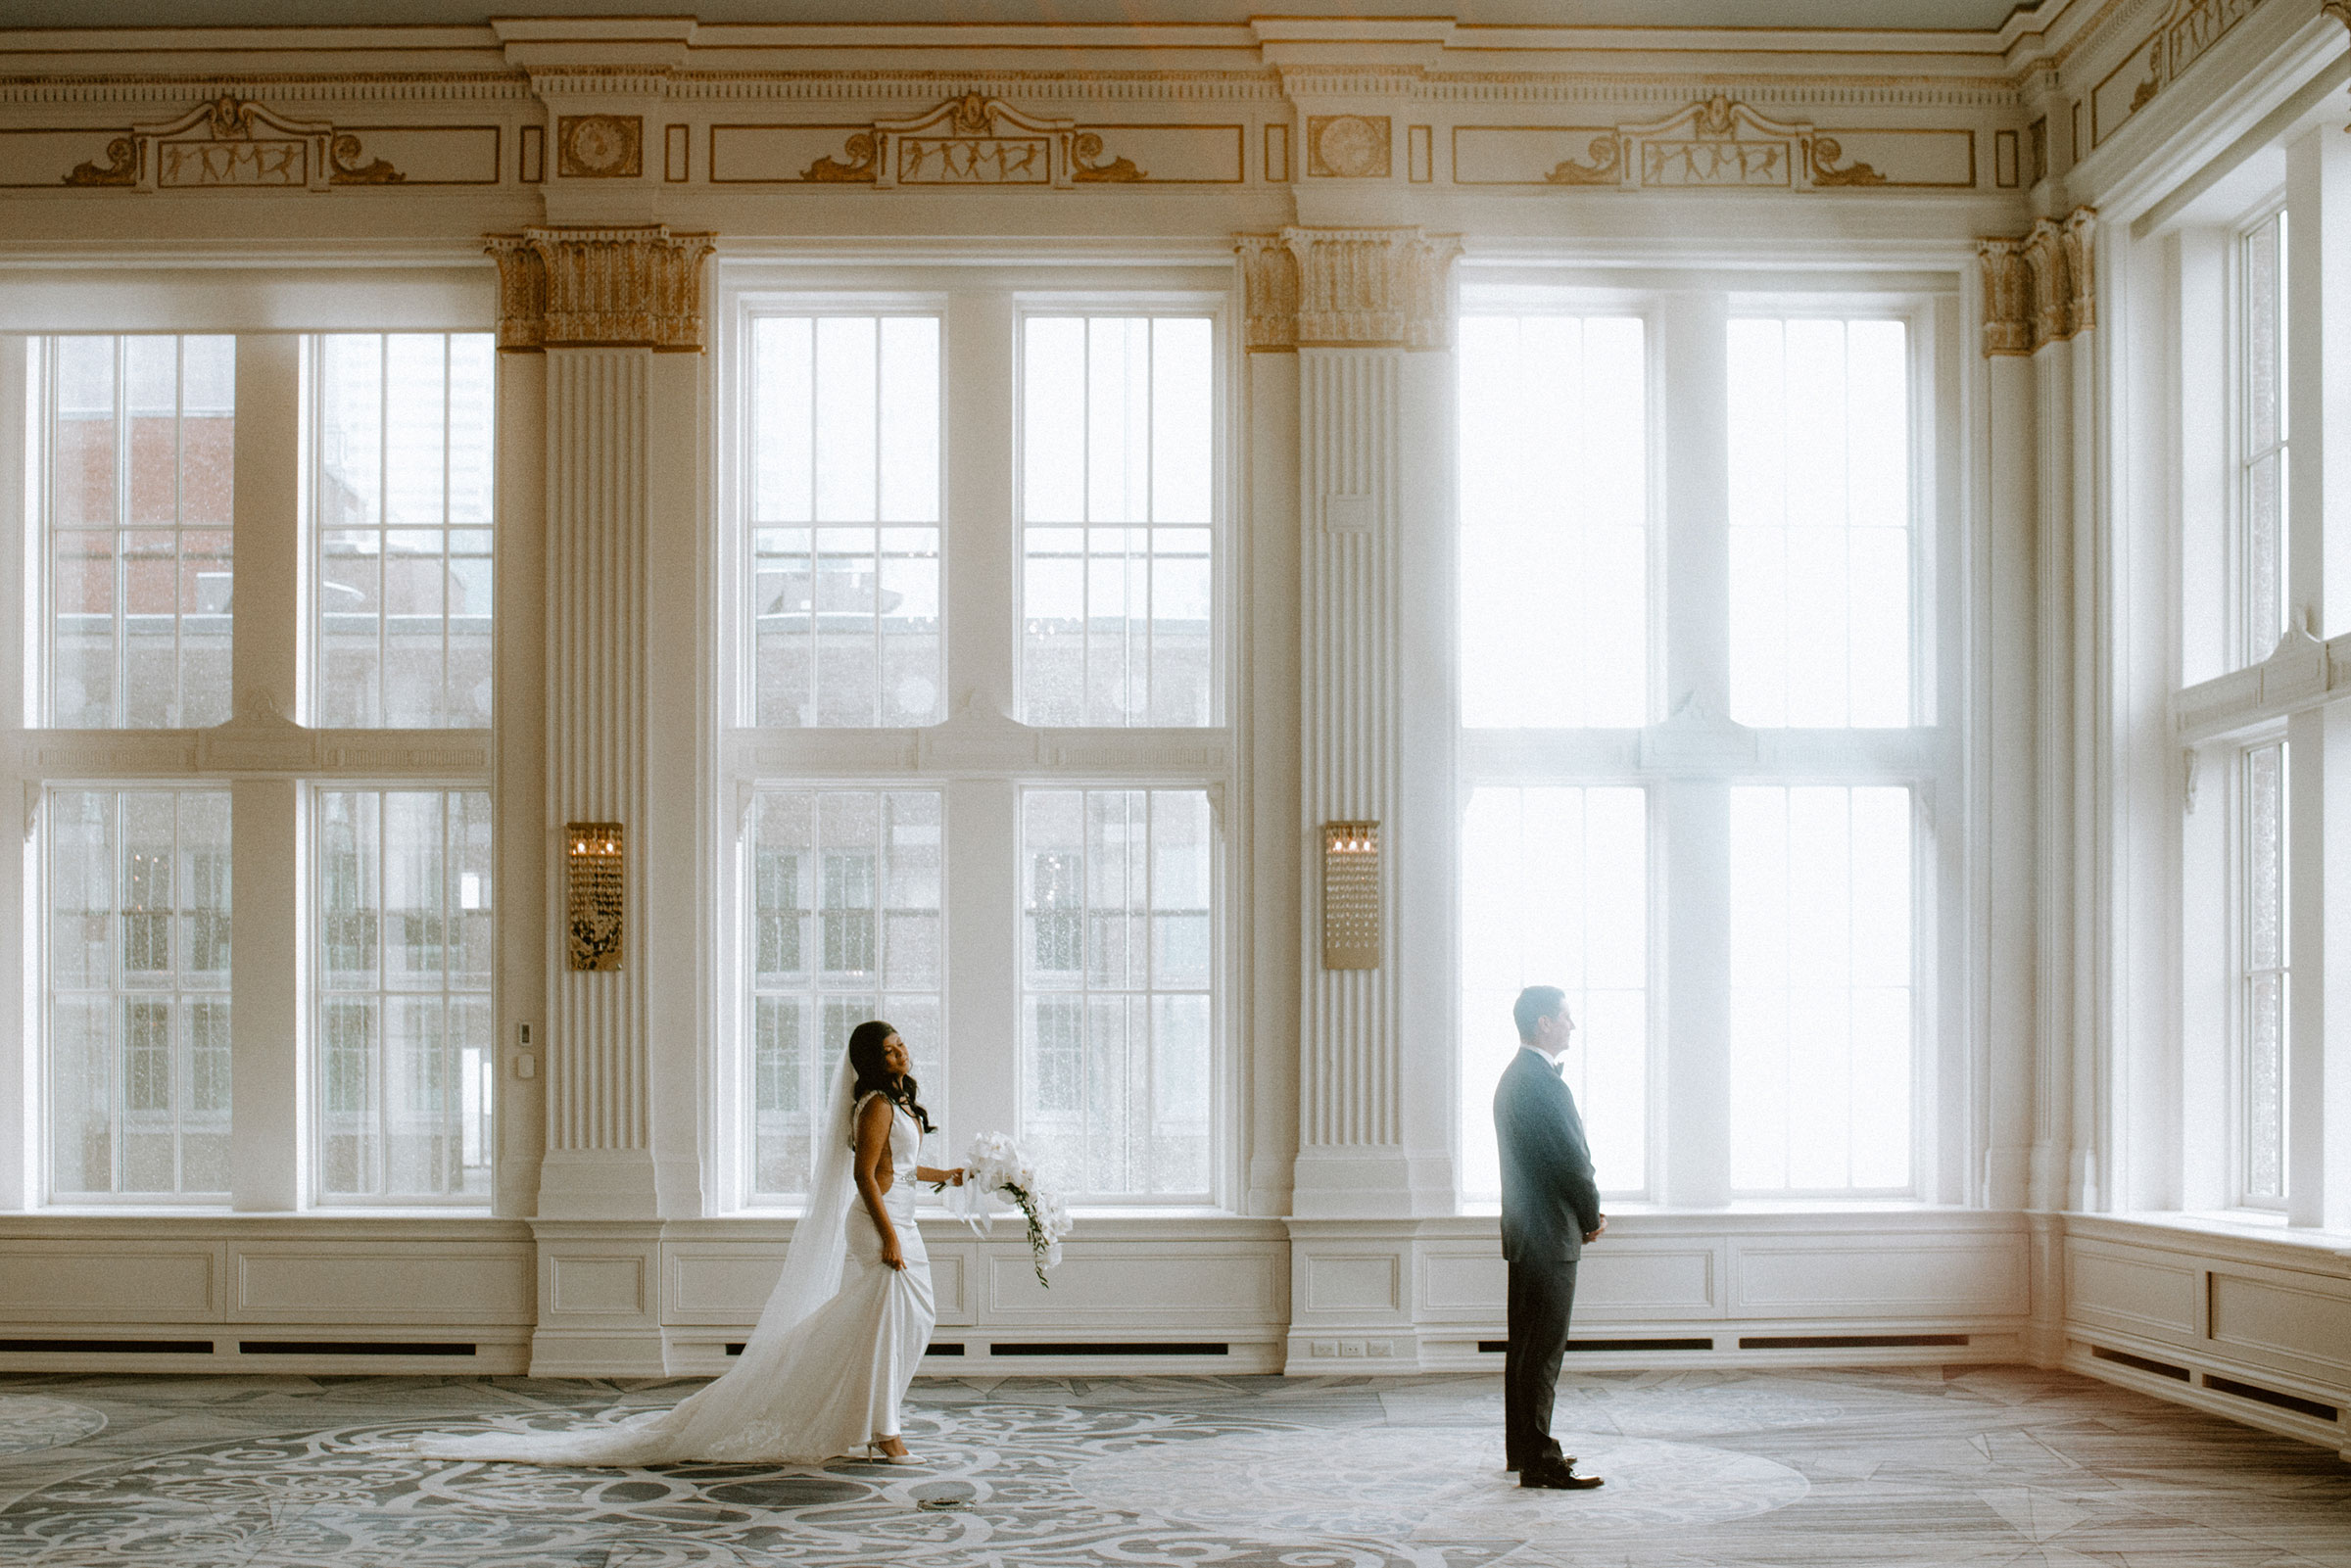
[1976, 211, 2099, 1217]
[489, 225, 712, 1226]
[1244, 227, 1461, 1218]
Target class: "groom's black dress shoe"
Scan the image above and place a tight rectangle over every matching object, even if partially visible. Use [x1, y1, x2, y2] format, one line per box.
[1519, 1459, 1604, 1490]
[1504, 1452, 1575, 1472]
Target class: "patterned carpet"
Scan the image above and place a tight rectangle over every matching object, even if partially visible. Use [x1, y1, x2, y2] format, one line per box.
[0, 1366, 2345, 1566]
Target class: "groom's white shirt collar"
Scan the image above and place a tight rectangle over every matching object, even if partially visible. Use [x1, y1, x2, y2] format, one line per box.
[1517, 1044, 1563, 1075]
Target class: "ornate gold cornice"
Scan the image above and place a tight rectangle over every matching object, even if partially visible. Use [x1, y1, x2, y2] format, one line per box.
[1977, 207, 2095, 356]
[485, 225, 717, 354]
[1237, 227, 1460, 353]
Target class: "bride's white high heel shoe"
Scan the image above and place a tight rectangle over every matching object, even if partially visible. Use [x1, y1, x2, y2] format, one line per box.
[863, 1440, 924, 1464]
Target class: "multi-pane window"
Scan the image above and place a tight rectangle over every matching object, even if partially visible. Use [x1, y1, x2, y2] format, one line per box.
[746, 788, 942, 1200]
[314, 788, 493, 1201]
[312, 333, 497, 727]
[1020, 315, 1215, 727]
[2238, 211, 2288, 669]
[1020, 788, 1213, 1199]
[1458, 289, 1934, 1206]
[1730, 785, 1913, 1193]
[1457, 314, 1648, 727]
[728, 285, 1226, 1212]
[46, 788, 231, 1199]
[1460, 786, 1647, 1199]
[748, 315, 941, 728]
[37, 335, 236, 729]
[2238, 740, 2289, 1207]
[1728, 317, 1911, 728]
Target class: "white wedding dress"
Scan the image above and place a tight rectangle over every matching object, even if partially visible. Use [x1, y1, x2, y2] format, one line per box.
[415, 1055, 936, 1466]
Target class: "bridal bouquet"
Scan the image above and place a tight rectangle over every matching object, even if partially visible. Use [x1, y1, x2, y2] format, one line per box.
[942, 1131, 1071, 1286]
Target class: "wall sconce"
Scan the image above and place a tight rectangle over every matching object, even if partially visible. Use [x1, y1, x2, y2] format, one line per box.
[566, 821, 624, 972]
[1321, 820, 1379, 970]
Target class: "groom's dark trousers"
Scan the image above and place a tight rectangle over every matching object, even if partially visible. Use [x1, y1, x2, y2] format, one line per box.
[1494, 1045, 1603, 1470]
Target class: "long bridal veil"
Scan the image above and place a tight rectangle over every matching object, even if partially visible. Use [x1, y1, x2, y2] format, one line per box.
[414, 1049, 863, 1466]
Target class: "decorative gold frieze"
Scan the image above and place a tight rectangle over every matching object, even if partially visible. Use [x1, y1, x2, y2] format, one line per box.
[2093, 0, 2263, 149]
[1238, 227, 1460, 352]
[56, 95, 408, 191]
[1503, 96, 1906, 190]
[485, 225, 718, 353]
[1977, 208, 2096, 356]
[796, 92, 1147, 186]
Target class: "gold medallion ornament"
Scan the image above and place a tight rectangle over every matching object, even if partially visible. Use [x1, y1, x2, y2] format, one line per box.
[558, 115, 644, 179]
[1308, 115, 1391, 179]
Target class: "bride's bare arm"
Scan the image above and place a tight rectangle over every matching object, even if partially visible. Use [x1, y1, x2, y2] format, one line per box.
[916, 1164, 965, 1187]
[852, 1095, 905, 1270]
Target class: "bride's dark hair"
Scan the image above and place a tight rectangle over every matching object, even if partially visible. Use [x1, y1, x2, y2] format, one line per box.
[846, 1019, 935, 1135]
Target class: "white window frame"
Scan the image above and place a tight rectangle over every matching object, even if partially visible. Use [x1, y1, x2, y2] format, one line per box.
[2230, 201, 2289, 673]
[710, 264, 1240, 1216]
[5, 313, 499, 1217]
[2229, 730, 2290, 1212]
[1455, 275, 1953, 1209]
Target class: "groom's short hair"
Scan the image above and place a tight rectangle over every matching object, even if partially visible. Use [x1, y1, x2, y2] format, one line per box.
[1513, 985, 1567, 1044]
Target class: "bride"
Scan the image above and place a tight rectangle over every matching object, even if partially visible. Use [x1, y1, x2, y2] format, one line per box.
[415, 1020, 964, 1466]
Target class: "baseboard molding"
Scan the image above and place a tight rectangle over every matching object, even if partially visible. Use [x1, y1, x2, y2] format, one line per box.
[0, 1326, 531, 1377]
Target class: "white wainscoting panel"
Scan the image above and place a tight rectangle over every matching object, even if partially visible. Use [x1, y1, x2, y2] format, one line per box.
[1306, 1254, 1401, 1312]
[1418, 1249, 1506, 1315]
[548, 1255, 649, 1316]
[1576, 1244, 1723, 1318]
[2207, 1266, 2351, 1382]
[0, 1242, 225, 1321]
[232, 1243, 533, 1323]
[1730, 1231, 2031, 1318]
[985, 1245, 1283, 1324]
[2065, 1238, 2196, 1342]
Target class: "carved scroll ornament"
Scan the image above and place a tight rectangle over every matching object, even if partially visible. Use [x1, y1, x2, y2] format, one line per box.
[1540, 95, 1885, 190]
[485, 225, 718, 353]
[1977, 208, 2096, 356]
[1237, 227, 1460, 352]
[801, 92, 1144, 186]
[61, 95, 405, 191]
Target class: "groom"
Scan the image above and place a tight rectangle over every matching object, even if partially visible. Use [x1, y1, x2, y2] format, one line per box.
[1494, 984, 1606, 1490]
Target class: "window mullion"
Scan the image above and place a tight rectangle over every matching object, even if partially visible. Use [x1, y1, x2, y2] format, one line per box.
[226, 332, 305, 1212]
[1658, 294, 1734, 1208]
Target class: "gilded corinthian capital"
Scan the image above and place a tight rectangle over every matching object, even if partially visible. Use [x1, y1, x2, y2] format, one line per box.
[485, 224, 718, 353]
[1976, 207, 2095, 357]
[1237, 227, 1461, 352]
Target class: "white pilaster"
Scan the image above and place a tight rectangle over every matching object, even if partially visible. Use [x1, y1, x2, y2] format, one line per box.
[2283, 121, 2351, 1231]
[0, 336, 26, 1212]
[1245, 226, 1459, 1221]
[1245, 348, 1303, 1219]
[495, 353, 549, 1222]
[487, 224, 714, 1371]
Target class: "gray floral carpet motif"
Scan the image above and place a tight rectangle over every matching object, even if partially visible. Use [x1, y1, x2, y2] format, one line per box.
[1, 1368, 2346, 1568]
[0, 1398, 106, 1456]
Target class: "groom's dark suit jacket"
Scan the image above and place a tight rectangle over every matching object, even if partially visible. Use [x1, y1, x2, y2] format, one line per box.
[1493, 1046, 1603, 1264]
